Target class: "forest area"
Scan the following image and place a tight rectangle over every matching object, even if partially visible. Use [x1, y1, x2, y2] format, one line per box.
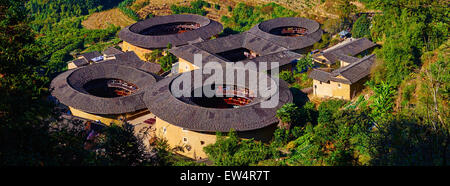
[0, 0, 448, 166]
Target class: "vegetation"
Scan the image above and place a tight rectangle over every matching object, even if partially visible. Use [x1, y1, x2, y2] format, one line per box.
[170, 0, 210, 16]
[220, 2, 296, 33]
[322, 18, 344, 35]
[313, 33, 331, 50]
[159, 43, 178, 72]
[26, 0, 123, 30]
[276, 103, 302, 127]
[26, 0, 123, 75]
[1, 0, 448, 166]
[351, 14, 371, 39]
[204, 130, 274, 166]
[118, 0, 140, 21]
[279, 70, 295, 84]
[366, 0, 448, 87]
[296, 54, 314, 73]
[144, 49, 164, 63]
[0, 0, 188, 166]
[214, 4, 221, 10]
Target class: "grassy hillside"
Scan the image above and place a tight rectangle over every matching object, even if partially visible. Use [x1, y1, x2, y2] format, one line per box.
[82, 8, 136, 29]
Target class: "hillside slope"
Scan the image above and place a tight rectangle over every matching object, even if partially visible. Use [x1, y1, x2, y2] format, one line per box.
[82, 8, 136, 29]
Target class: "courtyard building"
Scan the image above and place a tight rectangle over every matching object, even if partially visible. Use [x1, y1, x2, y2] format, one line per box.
[309, 54, 376, 100]
[312, 37, 377, 67]
[118, 14, 223, 61]
[51, 59, 161, 125]
[142, 66, 293, 159]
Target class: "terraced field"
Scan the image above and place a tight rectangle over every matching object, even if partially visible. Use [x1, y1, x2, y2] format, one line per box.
[82, 8, 136, 30]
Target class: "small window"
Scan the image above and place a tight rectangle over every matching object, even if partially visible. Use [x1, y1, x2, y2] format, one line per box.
[183, 137, 188, 143]
[200, 141, 205, 145]
[320, 81, 322, 84]
[163, 127, 167, 135]
[338, 83, 341, 88]
[314, 85, 317, 88]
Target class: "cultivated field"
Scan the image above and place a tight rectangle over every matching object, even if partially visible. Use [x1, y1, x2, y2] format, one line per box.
[82, 8, 136, 29]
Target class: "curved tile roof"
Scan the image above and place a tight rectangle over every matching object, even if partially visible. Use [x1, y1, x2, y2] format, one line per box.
[50, 63, 159, 115]
[109, 52, 162, 74]
[118, 14, 223, 49]
[247, 17, 322, 50]
[143, 66, 293, 132]
[168, 32, 295, 67]
[309, 54, 376, 84]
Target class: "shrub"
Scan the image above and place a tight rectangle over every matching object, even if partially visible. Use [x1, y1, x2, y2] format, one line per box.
[214, 4, 220, 10]
[352, 14, 371, 39]
[276, 103, 302, 125]
[279, 70, 295, 84]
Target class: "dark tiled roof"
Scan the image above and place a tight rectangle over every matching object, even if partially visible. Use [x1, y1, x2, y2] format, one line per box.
[106, 52, 162, 74]
[50, 63, 160, 115]
[244, 50, 302, 70]
[314, 38, 376, 65]
[309, 54, 375, 84]
[142, 66, 293, 132]
[316, 52, 360, 65]
[118, 14, 223, 49]
[334, 53, 360, 64]
[169, 32, 290, 66]
[308, 69, 331, 82]
[102, 47, 123, 56]
[331, 54, 376, 84]
[72, 58, 89, 67]
[169, 44, 222, 64]
[193, 32, 287, 55]
[247, 17, 323, 50]
[325, 38, 376, 56]
[79, 51, 102, 62]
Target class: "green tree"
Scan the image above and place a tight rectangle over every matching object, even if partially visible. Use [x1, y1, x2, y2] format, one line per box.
[220, 3, 296, 33]
[214, 4, 220, 10]
[276, 103, 302, 126]
[204, 130, 273, 166]
[145, 49, 163, 62]
[96, 123, 153, 166]
[159, 49, 177, 72]
[317, 99, 346, 124]
[279, 70, 295, 84]
[370, 116, 449, 166]
[351, 14, 371, 39]
[367, 81, 395, 125]
[336, 0, 356, 25]
[322, 18, 343, 35]
[286, 109, 373, 166]
[296, 54, 314, 72]
[368, 0, 447, 87]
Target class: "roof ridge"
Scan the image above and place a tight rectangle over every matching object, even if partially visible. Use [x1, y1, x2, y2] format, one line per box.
[332, 54, 375, 77]
[244, 32, 289, 50]
[325, 38, 366, 54]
